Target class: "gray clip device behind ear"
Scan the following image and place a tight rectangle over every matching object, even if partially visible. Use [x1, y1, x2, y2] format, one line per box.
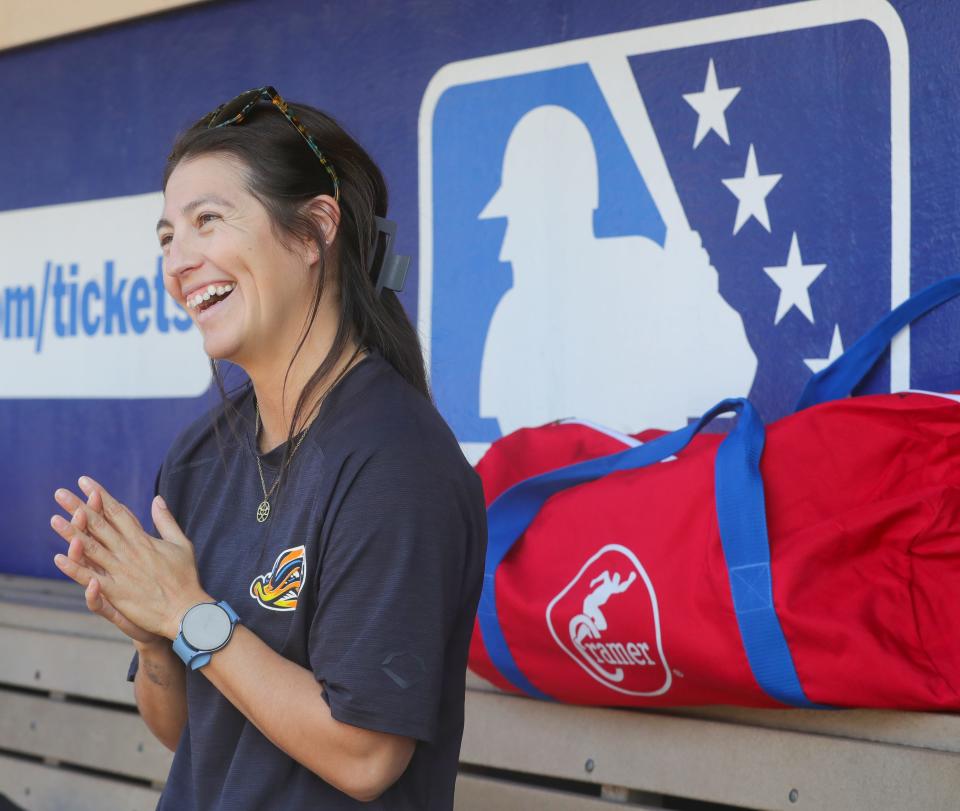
[369, 216, 411, 295]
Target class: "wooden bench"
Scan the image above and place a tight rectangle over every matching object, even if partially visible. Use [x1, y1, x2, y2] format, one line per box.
[2, 573, 960, 810]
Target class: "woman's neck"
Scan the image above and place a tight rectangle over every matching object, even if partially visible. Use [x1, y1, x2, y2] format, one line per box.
[251, 341, 364, 453]
[250, 340, 365, 453]
[245, 305, 363, 453]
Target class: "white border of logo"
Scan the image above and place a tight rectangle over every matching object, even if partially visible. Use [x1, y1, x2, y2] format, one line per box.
[418, 0, 909, 464]
[546, 543, 672, 697]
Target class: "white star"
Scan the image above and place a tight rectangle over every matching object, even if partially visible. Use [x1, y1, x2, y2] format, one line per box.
[763, 232, 827, 324]
[722, 144, 782, 234]
[682, 59, 740, 148]
[804, 325, 844, 373]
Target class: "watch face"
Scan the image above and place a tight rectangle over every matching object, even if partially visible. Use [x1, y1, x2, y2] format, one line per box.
[182, 603, 231, 651]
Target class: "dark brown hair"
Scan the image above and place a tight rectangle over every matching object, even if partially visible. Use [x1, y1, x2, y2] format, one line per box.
[164, 100, 429, 465]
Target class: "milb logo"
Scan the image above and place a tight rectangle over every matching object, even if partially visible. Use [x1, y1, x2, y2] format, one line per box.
[420, 1, 909, 458]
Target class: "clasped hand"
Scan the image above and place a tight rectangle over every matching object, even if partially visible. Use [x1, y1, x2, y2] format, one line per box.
[50, 477, 210, 643]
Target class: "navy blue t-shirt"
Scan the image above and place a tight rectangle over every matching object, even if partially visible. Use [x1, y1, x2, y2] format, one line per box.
[127, 352, 487, 809]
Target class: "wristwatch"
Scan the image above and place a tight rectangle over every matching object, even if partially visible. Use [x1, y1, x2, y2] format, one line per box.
[173, 600, 240, 670]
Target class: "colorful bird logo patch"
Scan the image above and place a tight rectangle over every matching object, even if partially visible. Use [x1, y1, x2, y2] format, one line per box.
[250, 545, 305, 611]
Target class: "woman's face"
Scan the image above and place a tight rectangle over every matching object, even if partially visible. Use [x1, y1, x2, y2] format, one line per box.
[158, 153, 318, 369]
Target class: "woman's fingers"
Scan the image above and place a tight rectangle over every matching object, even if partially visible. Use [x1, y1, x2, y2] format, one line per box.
[77, 476, 143, 535]
[53, 550, 95, 588]
[55, 484, 128, 553]
[59, 499, 110, 575]
[66, 536, 84, 562]
[87, 488, 104, 514]
[67, 501, 124, 552]
[70, 507, 107, 574]
[55, 480, 147, 559]
[54, 487, 88, 518]
[50, 514, 116, 570]
[54, 483, 104, 518]
[53, 487, 120, 549]
[66, 535, 106, 577]
[85, 577, 104, 612]
[84, 579, 160, 645]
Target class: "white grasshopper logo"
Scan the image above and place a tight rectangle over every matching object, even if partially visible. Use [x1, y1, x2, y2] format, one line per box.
[569, 570, 657, 683]
[547, 544, 671, 696]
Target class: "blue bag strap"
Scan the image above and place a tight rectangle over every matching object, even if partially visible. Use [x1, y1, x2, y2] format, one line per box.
[796, 274, 960, 411]
[480, 398, 821, 708]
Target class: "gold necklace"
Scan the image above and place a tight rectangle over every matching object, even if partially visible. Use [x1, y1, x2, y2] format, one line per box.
[251, 349, 368, 522]
[253, 404, 310, 523]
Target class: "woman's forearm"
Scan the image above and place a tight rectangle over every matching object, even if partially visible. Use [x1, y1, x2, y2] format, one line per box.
[198, 622, 414, 801]
[133, 639, 188, 752]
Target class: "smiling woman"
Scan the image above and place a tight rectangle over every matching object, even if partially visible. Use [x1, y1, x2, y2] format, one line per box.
[158, 152, 332, 369]
[49, 87, 487, 811]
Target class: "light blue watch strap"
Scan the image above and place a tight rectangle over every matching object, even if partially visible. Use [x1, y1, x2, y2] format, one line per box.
[172, 600, 240, 670]
[171, 627, 193, 665]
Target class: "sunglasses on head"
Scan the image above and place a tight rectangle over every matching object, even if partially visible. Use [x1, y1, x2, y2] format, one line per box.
[203, 86, 340, 202]
[201, 87, 409, 295]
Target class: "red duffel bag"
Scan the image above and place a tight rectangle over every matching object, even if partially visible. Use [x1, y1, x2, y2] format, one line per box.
[469, 276, 960, 711]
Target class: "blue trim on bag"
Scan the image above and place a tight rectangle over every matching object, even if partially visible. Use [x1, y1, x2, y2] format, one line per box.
[712, 402, 824, 707]
[479, 398, 821, 708]
[796, 274, 960, 410]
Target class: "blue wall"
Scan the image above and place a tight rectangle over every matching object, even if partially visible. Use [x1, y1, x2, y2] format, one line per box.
[1, 0, 957, 576]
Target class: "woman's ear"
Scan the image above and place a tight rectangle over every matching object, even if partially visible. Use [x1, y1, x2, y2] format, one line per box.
[303, 194, 341, 265]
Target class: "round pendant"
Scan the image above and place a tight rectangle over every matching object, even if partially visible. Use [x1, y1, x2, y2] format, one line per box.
[256, 500, 271, 523]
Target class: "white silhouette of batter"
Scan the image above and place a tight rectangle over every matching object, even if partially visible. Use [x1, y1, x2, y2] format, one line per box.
[479, 104, 757, 435]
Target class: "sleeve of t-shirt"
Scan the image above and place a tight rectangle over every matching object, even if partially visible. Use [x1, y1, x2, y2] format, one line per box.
[308, 443, 471, 743]
[127, 465, 165, 683]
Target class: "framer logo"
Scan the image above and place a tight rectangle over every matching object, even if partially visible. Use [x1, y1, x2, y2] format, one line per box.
[546, 544, 671, 696]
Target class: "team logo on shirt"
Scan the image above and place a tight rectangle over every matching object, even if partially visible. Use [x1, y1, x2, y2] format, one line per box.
[546, 544, 671, 696]
[249, 545, 305, 611]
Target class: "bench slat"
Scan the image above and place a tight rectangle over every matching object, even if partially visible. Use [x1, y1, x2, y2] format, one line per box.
[0, 599, 127, 643]
[0, 627, 135, 705]
[461, 690, 960, 810]
[466, 671, 960, 754]
[0, 754, 161, 811]
[661, 703, 960, 755]
[454, 773, 656, 810]
[0, 691, 171, 783]
[0, 575, 80, 599]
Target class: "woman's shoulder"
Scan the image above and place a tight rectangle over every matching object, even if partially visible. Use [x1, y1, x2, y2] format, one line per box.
[319, 355, 486, 540]
[322, 353, 472, 474]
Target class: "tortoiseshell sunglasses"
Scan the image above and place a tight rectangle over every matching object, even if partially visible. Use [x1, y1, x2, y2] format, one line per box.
[203, 86, 340, 202]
